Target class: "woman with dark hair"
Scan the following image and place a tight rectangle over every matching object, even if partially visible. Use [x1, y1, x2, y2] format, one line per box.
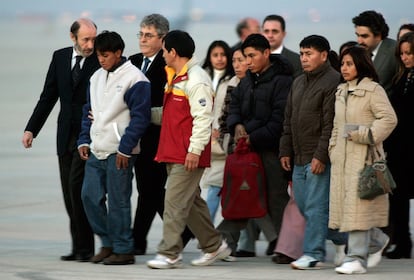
[339, 41, 358, 55]
[384, 31, 414, 259]
[329, 46, 397, 274]
[202, 40, 235, 89]
[200, 40, 234, 223]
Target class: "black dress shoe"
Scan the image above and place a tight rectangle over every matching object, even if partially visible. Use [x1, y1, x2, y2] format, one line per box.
[235, 250, 256, 257]
[76, 253, 93, 262]
[266, 239, 277, 256]
[386, 246, 412, 259]
[60, 253, 77, 261]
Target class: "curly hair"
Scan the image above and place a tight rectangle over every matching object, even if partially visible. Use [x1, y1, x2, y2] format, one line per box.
[352, 10, 389, 39]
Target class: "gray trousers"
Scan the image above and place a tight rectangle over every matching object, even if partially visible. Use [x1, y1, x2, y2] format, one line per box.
[345, 227, 389, 267]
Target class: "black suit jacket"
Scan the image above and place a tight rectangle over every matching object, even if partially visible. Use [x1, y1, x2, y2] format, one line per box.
[25, 47, 100, 156]
[129, 50, 167, 157]
[281, 47, 302, 78]
[129, 51, 166, 108]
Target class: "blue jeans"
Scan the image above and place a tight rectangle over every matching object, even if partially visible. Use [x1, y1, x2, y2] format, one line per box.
[81, 153, 136, 254]
[206, 185, 221, 223]
[293, 163, 346, 261]
[237, 221, 260, 252]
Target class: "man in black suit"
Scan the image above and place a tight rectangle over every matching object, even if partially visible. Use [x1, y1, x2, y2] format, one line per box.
[352, 10, 398, 95]
[128, 13, 169, 256]
[129, 14, 194, 255]
[22, 18, 100, 261]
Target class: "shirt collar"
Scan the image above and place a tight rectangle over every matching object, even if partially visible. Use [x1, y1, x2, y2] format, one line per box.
[72, 48, 82, 60]
[371, 40, 382, 61]
[271, 45, 284, 54]
[72, 49, 84, 66]
[144, 53, 157, 62]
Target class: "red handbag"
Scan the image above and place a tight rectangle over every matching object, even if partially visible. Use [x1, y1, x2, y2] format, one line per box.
[220, 138, 267, 219]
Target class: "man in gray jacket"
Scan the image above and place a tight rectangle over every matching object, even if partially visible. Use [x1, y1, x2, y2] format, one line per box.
[352, 10, 398, 95]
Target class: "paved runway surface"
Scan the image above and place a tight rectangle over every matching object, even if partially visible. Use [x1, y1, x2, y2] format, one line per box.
[0, 82, 413, 280]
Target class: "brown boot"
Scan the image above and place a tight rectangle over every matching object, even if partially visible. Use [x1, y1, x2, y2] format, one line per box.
[103, 253, 135, 265]
[90, 247, 113, 263]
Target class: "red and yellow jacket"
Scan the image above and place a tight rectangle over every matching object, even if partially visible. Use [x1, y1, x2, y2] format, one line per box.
[155, 58, 213, 167]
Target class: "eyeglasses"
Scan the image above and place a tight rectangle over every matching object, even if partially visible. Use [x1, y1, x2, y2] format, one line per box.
[137, 32, 160, 40]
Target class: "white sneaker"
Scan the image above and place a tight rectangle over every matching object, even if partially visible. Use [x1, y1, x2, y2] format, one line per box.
[222, 255, 237, 262]
[334, 244, 346, 266]
[191, 240, 231, 266]
[367, 236, 389, 268]
[147, 254, 183, 269]
[335, 260, 367, 274]
[290, 255, 325, 270]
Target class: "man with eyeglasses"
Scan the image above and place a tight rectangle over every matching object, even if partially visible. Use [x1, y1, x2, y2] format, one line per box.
[128, 14, 193, 256]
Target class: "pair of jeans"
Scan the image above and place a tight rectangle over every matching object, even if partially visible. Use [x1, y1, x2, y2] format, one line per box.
[81, 153, 136, 254]
[206, 185, 221, 223]
[293, 162, 346, 261]
[237, 221, 260, 252]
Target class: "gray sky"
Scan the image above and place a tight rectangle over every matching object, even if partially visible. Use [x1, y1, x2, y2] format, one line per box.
[2, 0, 413, 55]
[1, 0, 413, 21]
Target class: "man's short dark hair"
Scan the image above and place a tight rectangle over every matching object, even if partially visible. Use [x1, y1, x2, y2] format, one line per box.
[241, 33, 270, 52]
[262, 14, 286, 32]
[94, 30, 125, 53]
[300, 34, 331, 52]
[352, 10, 389, 39]
[163, 30, 195, 59]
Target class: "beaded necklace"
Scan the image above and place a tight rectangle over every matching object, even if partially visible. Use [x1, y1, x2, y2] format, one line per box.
[403, 68, 414, 95]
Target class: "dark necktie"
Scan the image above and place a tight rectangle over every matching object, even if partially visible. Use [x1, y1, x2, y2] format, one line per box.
[72, 55, 82, 89]
[142, 57, 151, 74]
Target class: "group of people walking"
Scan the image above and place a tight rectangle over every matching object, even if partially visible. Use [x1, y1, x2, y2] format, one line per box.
[21, 8, 413, 275]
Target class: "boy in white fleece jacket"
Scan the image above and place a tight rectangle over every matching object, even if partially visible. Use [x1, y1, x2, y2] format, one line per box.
[77, 30, 151, 265]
